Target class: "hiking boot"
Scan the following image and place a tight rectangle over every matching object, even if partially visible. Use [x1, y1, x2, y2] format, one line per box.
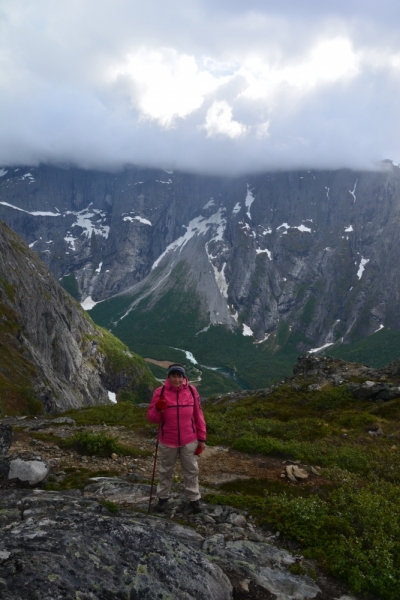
[155, 498, 168, 512]
[190, 500, 202, 514]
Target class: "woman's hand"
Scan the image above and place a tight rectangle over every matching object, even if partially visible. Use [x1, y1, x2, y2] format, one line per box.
[194, 441, 206, 455]
[155, 397, 167, 411]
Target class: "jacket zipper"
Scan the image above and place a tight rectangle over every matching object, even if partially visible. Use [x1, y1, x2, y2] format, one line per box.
[176, 388, 181, 446]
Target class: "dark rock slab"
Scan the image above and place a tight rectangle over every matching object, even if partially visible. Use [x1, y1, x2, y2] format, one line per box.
[0, 490, 232, 600]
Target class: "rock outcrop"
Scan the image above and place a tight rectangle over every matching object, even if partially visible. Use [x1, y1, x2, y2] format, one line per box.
[0, 484, 345, 600]
[0, 220, 156, 414]
[292, 354, 400, 400]
[208, 353, 400, 404]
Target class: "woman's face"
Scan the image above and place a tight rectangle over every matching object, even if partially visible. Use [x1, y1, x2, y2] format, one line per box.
[168, 372, 184, 387]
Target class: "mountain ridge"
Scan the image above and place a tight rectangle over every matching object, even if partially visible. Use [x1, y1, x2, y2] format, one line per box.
[0, 219, 156, 415]
[2, 162, 400, 391]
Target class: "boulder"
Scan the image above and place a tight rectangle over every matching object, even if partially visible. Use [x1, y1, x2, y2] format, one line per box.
[8, 458, 50, 486]
[0, 424, 12, 455]
[347, 381, 400, 400]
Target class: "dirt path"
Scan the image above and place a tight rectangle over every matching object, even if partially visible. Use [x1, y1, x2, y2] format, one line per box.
[10, 425, 324, 489]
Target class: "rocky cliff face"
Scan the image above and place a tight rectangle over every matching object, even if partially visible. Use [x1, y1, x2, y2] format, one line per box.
[0, 220, 156, 415]
[1, 162, 400, 356]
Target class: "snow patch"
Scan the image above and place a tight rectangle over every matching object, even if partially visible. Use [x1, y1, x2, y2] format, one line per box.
[108, 391, 117, 404]
[374, 324, 384, 333]
[308, 343, 334, 354]
[203, 198, 215, 209]
[95, 262, 103, 274]
[0, 169, 8, 177]
[0, 201, 61, 217]
[357, 257, 370, 280]
[66, 205, 110, 238]
[152, 209, 226, 269]
[277, 222, 311, 233]
[245, 185, 255, 219]
[81, 296, 98, 310]
[123, 215, 152, 226]
[256, 248, 272, 259]
[254, 333, 270, 344]
[349, 180, 358, 202]
[232, 202, 241, 214]
[295, 224, 312, 233]
[345, 225, 353, 232]
[242, 324, 254, 337]
[64, 235, 77, 251]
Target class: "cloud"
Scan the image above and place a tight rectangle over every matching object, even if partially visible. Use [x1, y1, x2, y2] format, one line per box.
[204, 101, 246, 138]
[1, 0, 400, 174]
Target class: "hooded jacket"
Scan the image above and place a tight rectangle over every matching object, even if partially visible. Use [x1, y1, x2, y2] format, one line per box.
[147, 378, 206, 447]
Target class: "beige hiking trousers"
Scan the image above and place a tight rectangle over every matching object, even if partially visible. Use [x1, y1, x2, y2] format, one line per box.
[157, 440, 200, 501]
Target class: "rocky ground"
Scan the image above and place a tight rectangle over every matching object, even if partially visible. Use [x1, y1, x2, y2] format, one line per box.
[6, 416, 328, 489]
[0, 415, 365, 600]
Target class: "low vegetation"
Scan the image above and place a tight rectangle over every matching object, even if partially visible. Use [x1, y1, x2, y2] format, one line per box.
[204, 384, 400, 599]
[59, 380, 400, 598]
[45, 467, 119, 491]
[59, 431, 151, 458]
[328, 327, 400, 369]
[0, 300, 44, 416]
[63, 403, 152, 429]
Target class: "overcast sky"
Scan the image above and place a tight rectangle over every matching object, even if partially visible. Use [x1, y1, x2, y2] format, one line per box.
[1, 0, 400, 175]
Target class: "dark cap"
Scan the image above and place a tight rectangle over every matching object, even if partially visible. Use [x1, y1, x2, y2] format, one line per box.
[167, 364, 186, 378]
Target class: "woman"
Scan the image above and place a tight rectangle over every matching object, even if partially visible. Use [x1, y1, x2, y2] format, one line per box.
[147, 363, 206, 513]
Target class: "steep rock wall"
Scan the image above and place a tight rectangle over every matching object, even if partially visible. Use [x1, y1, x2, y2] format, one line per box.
[0, 220, 156, 414]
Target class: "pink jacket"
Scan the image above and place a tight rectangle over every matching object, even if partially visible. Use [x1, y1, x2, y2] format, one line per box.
[147, 378, 206, 447]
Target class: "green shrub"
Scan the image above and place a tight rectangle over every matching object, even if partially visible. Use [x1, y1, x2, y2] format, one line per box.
[61, 431, 150, 458]
[99, 500, 119, 514]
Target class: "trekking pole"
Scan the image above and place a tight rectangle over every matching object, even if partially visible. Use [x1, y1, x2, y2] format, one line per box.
[148, 420, 161, 514]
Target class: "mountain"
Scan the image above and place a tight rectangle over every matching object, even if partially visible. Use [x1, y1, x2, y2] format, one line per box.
[0, 220, 156, 415]
[2, 162, 400, 392]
